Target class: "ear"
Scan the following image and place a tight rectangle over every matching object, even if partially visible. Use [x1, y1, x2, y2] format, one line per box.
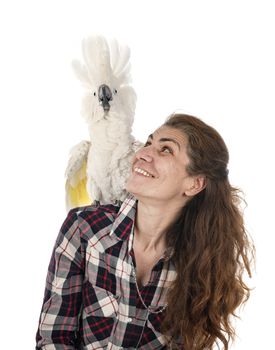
[184, 176, 206, 197]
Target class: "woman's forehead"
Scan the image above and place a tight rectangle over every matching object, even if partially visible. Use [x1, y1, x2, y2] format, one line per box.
[150, 125, 187, 144]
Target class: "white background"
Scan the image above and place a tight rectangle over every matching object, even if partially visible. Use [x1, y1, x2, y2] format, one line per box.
[0, 0, 274, 348]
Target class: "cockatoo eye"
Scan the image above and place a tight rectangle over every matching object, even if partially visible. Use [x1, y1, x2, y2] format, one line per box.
[93, 92, 96, 97]
[113, 89, 118, 95]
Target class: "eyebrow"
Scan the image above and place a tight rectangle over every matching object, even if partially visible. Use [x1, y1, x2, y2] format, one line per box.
[148, 134, 181, 150]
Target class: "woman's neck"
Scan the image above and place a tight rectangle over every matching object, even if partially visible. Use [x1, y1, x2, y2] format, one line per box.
[134, 198, 183, 253]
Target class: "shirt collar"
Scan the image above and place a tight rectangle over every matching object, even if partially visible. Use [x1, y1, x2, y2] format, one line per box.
[110, 193, 137, 241]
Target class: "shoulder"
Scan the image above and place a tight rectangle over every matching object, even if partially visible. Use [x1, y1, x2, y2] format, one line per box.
[69, 203, 121, 238]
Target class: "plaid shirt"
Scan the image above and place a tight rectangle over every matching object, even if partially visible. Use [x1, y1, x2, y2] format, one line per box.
[36, 194, 177, 349]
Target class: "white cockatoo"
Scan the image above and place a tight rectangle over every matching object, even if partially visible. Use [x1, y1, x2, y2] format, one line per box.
[65, 35, 143, 210]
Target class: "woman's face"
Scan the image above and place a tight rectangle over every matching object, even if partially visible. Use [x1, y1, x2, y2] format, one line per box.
[126, 125, 196, 205]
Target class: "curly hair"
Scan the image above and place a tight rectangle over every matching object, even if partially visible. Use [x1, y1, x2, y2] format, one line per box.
[161, 114, 254, 350]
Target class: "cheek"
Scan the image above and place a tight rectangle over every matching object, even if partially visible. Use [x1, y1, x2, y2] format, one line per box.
[131, 153, 139, 166]
[165, 160, 183, 176]
[168, 164, 188, 183]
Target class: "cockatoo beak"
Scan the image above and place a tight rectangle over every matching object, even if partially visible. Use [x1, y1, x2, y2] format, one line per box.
[98, 84, 113, 112]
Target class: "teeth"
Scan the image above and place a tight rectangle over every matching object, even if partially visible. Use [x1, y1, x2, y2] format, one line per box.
[134, 167, 153, 177]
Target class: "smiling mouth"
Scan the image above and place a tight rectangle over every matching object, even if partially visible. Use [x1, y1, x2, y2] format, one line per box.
[134, 167, 155, 178]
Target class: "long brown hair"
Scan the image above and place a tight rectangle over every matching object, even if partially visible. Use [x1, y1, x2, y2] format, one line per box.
[161, 114, 254, 349]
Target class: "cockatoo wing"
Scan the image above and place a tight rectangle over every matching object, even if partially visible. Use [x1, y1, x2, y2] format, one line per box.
[65, 140, 91, 210]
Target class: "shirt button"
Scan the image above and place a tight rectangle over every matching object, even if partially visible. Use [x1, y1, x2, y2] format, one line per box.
[126, 317, 132, 322]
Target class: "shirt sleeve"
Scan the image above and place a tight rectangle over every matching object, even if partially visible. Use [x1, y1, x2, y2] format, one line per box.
[36, 209, 84, 350]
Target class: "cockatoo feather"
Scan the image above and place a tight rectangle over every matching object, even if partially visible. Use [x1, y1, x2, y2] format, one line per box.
[110, 38, 132, 83]
[71, 60, 92, 89]
[82, 36, 112, 83]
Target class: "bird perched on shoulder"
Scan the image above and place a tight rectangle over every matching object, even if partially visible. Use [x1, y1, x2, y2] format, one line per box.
[65, 35, 143, 211]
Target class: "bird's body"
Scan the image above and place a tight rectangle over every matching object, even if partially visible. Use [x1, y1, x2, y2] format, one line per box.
[65, 35, 142, 210]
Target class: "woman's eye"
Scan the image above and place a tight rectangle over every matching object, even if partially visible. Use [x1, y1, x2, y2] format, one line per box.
[144, 141, 151, 147]
[161, 146, 173, 154]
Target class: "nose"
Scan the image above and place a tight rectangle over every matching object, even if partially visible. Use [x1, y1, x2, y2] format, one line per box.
[136, 145, 154, 162]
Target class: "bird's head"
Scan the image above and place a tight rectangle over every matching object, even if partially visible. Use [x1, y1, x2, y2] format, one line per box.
[72, 35, 136, 125]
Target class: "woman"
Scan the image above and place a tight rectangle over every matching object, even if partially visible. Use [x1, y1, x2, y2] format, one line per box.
[36, 113, 254, 350]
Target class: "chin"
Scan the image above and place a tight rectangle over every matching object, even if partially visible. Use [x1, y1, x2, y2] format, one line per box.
[126, 182, 142, 198]
[126, 173, 155, 199]
[126, 184, 152, 200]
[125, 181, 138, 196]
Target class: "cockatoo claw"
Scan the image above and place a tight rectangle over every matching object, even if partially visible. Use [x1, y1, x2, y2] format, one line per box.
[93, 200, 101, 207]
[114, 199, 122, 207]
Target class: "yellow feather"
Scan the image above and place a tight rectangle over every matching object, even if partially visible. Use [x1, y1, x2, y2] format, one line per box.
[66, 161, 91, 209]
